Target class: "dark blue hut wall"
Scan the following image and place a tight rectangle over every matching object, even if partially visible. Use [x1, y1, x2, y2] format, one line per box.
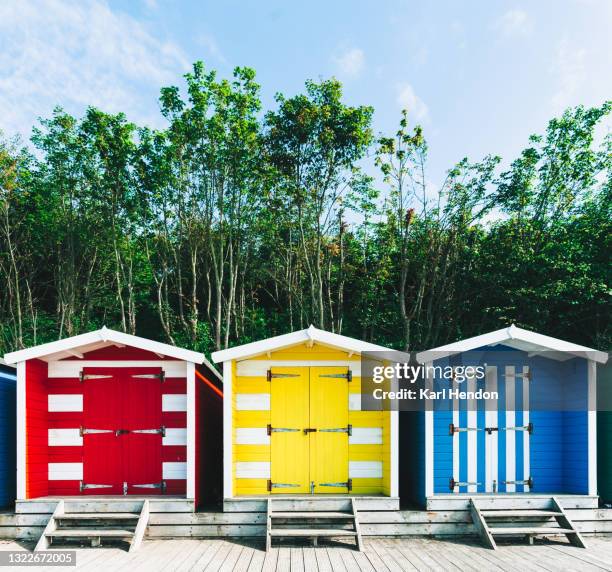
[0, 366, 16, 509]
[399, 411, 426, 507]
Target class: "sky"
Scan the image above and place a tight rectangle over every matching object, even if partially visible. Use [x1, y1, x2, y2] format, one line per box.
[1, 0, 611, 185]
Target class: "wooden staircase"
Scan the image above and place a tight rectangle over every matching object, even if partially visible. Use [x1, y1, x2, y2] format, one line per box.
[34, 500, 150, 552]
[470, 497, 586, 550]
[266, 497, 363, 551]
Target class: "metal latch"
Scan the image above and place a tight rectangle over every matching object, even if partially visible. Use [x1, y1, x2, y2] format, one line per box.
[303, 428, 317, 434]
[449, 423, 531, 436]
[80, 426, 114, 437]
[319, 424, 352, 436]
[115, 429, 129, 436]
[267, 480, 301, 491]
[80, 481, 113, 492]
[449, 424, 484, 435]
[132, 481, 167, 493]
[267, 370, 300, 381]
[267, 424, 300, 436]
[318, 479, 352, 491]
[131, 372, 165, 382]
[79, 372, 113, 382]
[132, 426, 166, 437]
[449, 477, 481, 490]
[319, 370, 352, 382]
[505, 370, 531, 381]
[504, 476, 533, 488]
[501, 422, 533, 434]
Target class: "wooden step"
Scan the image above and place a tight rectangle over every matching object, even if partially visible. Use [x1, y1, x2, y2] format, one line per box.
[56, 513, 139, 521]
[481, 510, 562, 518]
[48, 529, 135, 538]
[269, 528, 357, 537]
[487, 527, 576, 536]
[270, 512, 355, 519]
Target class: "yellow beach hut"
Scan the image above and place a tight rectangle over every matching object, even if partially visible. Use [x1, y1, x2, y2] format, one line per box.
[211, 326, 398, 499]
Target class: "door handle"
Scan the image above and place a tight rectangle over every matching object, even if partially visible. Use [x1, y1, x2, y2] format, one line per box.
[303, 428, 317, 434]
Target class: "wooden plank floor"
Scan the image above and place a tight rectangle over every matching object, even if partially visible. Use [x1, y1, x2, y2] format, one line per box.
[2, 537, 612, 571]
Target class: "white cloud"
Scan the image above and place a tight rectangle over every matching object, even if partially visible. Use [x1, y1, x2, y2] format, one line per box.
[197, 34, 227, 64]
[396, 82, 429, 122]
[494, 9, 533, 37]
[332, 47, 365, 78]
[550, 39, 587, 113]
[0, 0, 190, 138]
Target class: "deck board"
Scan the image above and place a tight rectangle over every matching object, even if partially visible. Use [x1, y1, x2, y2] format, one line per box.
[2, 537, 612, 571]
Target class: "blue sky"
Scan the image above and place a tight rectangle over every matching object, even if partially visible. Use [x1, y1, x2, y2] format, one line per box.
[1, 0, 611, 185]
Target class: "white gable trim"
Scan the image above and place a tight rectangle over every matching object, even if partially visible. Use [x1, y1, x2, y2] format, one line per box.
[416, 325, 608, 364]
[3, 327, 211, 368]
[211, 325, 391, 363]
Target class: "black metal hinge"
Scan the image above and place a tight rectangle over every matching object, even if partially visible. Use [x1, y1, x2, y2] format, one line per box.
[267, 370, 301, 381]
[131, 372, 165, 382]
[320, 370, 352, 382]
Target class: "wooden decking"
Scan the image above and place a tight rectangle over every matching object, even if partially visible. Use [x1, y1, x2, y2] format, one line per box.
[3, 537, 612, 571]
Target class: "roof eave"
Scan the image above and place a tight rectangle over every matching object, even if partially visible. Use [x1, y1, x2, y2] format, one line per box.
[3, 327, 206, 365]
[211, 326, 391, 363]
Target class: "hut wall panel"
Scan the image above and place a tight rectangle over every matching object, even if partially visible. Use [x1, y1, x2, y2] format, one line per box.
[0, 368, 16, 508]
[25, 359, 48, 499]
[563, 359, 589, 493]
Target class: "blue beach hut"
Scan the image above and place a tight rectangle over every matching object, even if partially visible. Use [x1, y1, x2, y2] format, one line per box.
[0, 359, 16, 509]
[402, 325, 608, 509]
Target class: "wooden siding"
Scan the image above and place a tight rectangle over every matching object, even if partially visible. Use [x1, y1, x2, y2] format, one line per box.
[25, 359, 48, 499]
[231, 343, 391, 496]
[0, 367, 16, 508]
[426, 348, 592, 500]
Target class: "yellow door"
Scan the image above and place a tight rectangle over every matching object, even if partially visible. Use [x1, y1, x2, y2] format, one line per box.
[270, 367, 310, 493]
[310, 367, 350, 493]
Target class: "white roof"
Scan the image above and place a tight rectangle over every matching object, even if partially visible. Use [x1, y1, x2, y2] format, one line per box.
[3, 327, 208, 367]
[416, 325, 608, 364]
[0, 358, 15, 369]
[211, 325, 392, 363]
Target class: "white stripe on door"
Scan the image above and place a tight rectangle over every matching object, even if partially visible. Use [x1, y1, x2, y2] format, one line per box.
[162, 462, 187, 480]
[48, 394, 83, 412]
[523, 365, 530, 491]
[505, 366, 516, 492]
[235, 462, 271, 479]
[162, 428, 187, 446]
[349, 393, 361, 411]
[452, 386, 459, 494]
[485, 366, 498, 492]
[236, 394, 270, 411]
[467, 375, 477, 493]
[48, 428, 82, 446]
[349, 461, 383, 479]
[48, 462, 83, 480]
[235, 428, 270, 445]
[162, 394, 187, 412]
[349, 427, 383, 445]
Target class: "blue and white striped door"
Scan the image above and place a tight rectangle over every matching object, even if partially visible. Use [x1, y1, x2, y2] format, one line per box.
[451, 365, 531, 493]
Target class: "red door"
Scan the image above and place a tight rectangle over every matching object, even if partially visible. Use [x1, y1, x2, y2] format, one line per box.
[122, 368, 164, 494]
[82, 368, 123, 494]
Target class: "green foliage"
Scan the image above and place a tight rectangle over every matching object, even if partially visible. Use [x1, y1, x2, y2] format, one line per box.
[0, 65, 609, 356]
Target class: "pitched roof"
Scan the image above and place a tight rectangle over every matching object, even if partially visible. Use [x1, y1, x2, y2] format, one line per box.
[3, 327, 210, 368]
[211, 325, 391, 363]
[416, 325, 608, 364]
